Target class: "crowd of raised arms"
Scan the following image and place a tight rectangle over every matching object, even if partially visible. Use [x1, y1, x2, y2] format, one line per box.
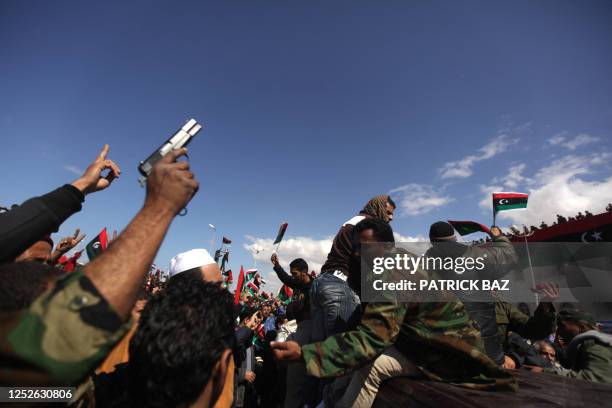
[0, 144, 610, 408]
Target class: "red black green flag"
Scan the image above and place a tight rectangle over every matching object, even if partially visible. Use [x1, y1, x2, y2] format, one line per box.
[245, 268, 258, 282]
[86, 227, 108, 260]
[273, 222, 288, 245]
[278, 284, 293, 304]
[234, 266, 245, 304]
[222, 236, 232, 245]
[224, 269, 233, 284]
[448, 220, 492, 236]
[493, 192, 528, 213]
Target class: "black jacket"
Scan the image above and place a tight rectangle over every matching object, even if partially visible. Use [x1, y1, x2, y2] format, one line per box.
[0, 184, 83, 263]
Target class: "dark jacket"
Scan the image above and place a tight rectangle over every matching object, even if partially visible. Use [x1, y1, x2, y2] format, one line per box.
[272, 264, 311, 321]
[0, 184, 83, 263]
[321, 214, 372, 294]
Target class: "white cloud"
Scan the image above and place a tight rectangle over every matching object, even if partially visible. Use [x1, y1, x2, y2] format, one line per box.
[562, 133, 599, 150]
[547, 132, 567, 146]
[547, 132, 599, 150]
[499, 163, 526, 189]
[244, 235, 333, 293]
[63, 165, 83, 176]
[481, 153, 612, 226]
[439, 135, 518, 179]
[390, 183, 453, 216]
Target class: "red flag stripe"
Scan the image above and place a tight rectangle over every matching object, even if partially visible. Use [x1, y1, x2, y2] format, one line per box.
[99, 227, 109, 251]
[492, 192, 529, 199]
[234, 266, 245, 304]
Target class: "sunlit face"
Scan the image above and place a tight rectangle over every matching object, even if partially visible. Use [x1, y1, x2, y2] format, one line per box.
[385, 202, 395, 222]
[262, 305, 271, 318]
[538, 342, 556, 363]
[15, 241, 53, 263]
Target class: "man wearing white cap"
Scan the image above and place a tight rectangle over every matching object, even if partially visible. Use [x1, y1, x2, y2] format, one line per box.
[168, 248, 222, 284]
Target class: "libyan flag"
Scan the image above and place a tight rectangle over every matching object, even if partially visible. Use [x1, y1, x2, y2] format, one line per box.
[245, 268, 258, 282]
[234, 266, 245, 304]
[448, 220, 492, 236]
[493, 192, 528, 213]
[86, 227, 108, 260]
[273, 222, 288, 245]
[278, 284, 293, 304]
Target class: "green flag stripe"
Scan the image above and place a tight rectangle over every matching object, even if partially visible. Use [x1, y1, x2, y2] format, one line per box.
[494, 203, 527, 211]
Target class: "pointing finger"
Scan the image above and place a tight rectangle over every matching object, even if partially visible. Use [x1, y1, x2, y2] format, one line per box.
[97, 144, 110, 161]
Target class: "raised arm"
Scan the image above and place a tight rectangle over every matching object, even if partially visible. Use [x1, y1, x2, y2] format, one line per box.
[0, 144, 120, 263]
[85, 148, 197, 321]
[271, 253, 300, 288]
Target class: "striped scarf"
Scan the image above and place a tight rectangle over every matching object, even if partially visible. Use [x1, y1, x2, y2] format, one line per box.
[362, 195, 391, 221]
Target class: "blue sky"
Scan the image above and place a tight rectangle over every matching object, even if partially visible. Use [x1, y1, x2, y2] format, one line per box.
[1, 0, 611, 292]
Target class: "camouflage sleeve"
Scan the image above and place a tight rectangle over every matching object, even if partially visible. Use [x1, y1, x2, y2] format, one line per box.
[0, 270, 130, 385]
[545, 342, 612, 383]
[301, 302, 407, 378]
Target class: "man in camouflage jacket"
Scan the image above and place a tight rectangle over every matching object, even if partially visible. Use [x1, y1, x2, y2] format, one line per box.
[272, 220, 516, 407]
[0, 148, 199, 387]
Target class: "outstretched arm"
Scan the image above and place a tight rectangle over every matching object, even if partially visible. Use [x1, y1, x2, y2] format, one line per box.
[0, 144, 120, 263]
[85, 148, 198, 321]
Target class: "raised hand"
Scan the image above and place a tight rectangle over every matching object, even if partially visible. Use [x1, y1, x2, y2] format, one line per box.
[56, 228, 86, 254]
[71, 144, 121, 195]
[144, 148, 199, 215]
[531, 282, 560, 302]
[271, 253, 280, 267]
[49, 228, 87, 265]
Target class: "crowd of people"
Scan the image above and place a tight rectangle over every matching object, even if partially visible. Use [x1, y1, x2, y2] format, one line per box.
[0, 144, 611, 408]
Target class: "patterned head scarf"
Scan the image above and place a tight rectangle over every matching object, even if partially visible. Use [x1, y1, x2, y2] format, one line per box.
[361, 195, 393, 221]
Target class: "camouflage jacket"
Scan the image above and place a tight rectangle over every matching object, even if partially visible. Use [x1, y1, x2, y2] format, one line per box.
[302, 298, 516, 390]
[0, 270, 129, 385]
[495, 298, 556, 346]
[545, 330, 612, 384]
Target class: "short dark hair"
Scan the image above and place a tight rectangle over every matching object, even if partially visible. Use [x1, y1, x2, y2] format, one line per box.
[166, 267, 203, 287]
[353, 218, 395, 244]
[0, 262, 64, 311]
[387, 196, 396, 209]
[239, 305, 259, 322]
[289, 258, 308, 273]
[128, 279, 235, 407]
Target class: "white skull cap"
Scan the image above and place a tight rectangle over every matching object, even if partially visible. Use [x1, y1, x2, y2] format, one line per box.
[169, 248, 216, 278]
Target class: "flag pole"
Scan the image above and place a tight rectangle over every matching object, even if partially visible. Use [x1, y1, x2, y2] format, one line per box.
[523, 234, 539, 306]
